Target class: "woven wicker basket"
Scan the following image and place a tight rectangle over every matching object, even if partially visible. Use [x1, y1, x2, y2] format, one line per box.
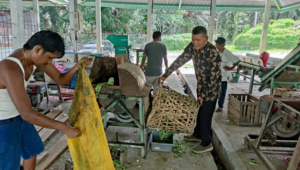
[147, 85, 199, 133]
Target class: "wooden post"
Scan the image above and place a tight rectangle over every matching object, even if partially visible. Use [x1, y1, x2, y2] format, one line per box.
[69, 0, 78, 62]
[259, 0, 272, 54]
[208, 0, 216, 42]
[10, 0, 25, 50]
[287, 136, 300, 170]
[32, 0, 40, 31]
[146, 0, 153, 43]
[96, 0, 103, 53]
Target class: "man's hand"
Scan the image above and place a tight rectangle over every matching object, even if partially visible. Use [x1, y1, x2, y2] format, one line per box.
[78, 56, 93, 68]
[197, 97, 203, 106]
[64, 124, 81, 138]
[140, 65, 144, 71]
[223, 65, 234, 71]
[158, 76, 166, 84]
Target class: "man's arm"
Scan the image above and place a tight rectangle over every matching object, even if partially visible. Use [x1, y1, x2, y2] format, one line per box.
[159, 45, 192, 84]
[224, 51, 240, 70]
[163, 55, 168, 71]
[162, 48, 192, 77]
[2, 61, 80, 138]
[41, 57, 92, 86]
[223, 61, 239, 70]
[163, 45, 168, 71]
[140, 54, 147, 70]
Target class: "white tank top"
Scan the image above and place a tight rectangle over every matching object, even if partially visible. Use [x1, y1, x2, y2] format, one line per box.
[0, 57, 36, 120]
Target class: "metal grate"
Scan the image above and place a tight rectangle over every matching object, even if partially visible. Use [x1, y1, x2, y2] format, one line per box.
[0, 3, 39, 61]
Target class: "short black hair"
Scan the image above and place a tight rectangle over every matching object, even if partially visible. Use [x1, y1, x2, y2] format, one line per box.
[153, 31, 162, 39]
[23, 30, 65, 58]
[192, 26, 207, 36]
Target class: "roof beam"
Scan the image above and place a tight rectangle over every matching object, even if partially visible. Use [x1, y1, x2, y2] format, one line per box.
[274, 0, 281, 10]
[280, 2, 300, 13]
[0, 1, 281, 12]
[178, 0, 182, 10]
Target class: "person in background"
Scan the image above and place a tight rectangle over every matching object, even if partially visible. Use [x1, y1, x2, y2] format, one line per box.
[140, 31, 168, 95]
[158, 26, 222, 154]
[0, 30, 92, 170]
[215, 37, 240, 112]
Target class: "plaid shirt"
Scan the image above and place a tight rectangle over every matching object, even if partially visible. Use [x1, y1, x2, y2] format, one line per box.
[163, 41, 222, 101]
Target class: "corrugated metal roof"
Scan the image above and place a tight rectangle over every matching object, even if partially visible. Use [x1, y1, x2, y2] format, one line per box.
[99, 0, 300, 8]
[98, 0, 274, 6]
[6, 0, 300, 12]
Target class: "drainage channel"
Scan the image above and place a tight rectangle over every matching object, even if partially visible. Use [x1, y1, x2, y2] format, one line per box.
[211, 150, 227, 170]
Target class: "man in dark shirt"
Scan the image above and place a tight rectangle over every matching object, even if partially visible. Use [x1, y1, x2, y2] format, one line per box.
[158, 26, 222, 154]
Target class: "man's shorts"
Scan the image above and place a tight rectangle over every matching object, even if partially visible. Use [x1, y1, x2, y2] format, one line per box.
[0, 115, 44, 170]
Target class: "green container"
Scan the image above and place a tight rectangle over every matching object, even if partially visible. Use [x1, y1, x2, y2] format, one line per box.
[107, 35, 129, 55]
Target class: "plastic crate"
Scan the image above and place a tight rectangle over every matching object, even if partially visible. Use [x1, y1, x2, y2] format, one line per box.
[150, 130, 174, 152]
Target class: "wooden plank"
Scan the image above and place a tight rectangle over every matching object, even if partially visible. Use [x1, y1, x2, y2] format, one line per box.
[229, 95, 241, 112]
[246, 105, 250, 124]
[251, 58, 264, 67]
[260, 146, 295, 152]
[287, 136, 300, 170]
[58, 161, 66, 170]
[39, 113, 69, 143]
[228, 111, 240, 125]
[243, 103, 247, 123]
[254, 105, 260, 124]
[35, 135, 68, 170]
[228, 103, 240, 120]
[35, 110, 63, 132]
[249, 95, 259, 102]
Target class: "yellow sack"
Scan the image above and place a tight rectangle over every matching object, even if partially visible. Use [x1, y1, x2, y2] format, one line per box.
[67, 66, 115, 170]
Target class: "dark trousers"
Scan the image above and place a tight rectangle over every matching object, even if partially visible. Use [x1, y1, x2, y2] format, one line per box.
[218, 81, 228, 108]
[193, 100, 217, 147]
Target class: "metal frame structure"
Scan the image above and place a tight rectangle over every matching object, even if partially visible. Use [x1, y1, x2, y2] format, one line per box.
[246, 99, 300, 170]
[100, 95, 147, 158]
[232, 45, 300, 95]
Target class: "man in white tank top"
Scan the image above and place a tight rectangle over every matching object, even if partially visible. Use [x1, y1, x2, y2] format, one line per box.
[0, 30, 92, 170]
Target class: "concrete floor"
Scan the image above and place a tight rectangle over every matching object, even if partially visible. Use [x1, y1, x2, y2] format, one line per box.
[106, 126, 217, 170]
[41, 67, 299, 170]
[43, 73, 218, 170]
[180, 68, 295, 170]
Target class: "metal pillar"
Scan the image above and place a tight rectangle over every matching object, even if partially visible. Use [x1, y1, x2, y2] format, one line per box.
[10, 0, 25, 50]
[270, 77, 275, 95]
[249, 70, 255, 94]
[96, 0, 103, 53]
[254, 12, 258, 27]
[33, 0, 40, 31]
[259, 0, 272, 54]
[69, 0, 78, 62]
[208, 0, 216, 42]
[146, 0, 153, 43]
